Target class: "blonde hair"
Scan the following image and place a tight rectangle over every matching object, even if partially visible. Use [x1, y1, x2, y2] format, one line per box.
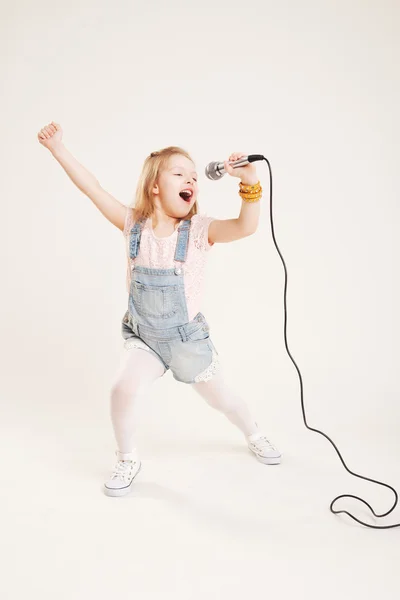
[132, 146, 199, 221]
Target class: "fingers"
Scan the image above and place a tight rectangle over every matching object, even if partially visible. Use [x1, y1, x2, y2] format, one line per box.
[39, 127, 51, 139]
[224, 160, 233, 173]
[224, 152, 247, 173]
[38, 121, 59, 139]
[228, 152, 247, 162]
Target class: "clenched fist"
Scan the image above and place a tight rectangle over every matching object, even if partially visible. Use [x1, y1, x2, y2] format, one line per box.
[37, 121, 63, 151]
[223, 152, 258, 185]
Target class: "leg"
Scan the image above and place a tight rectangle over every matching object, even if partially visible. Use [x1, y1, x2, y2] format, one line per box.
[105, 347, 166, 496]
[191, 365, 259, 437]
[110, 347, 166, 454]
[191, 365, 282, 464]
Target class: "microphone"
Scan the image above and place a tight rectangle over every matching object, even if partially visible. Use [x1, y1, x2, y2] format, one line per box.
[205, 154, 265, 180]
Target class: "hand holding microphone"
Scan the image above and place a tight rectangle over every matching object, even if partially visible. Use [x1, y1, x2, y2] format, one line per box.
[205, 153, 265, 181]
[205, 152, 265, 204]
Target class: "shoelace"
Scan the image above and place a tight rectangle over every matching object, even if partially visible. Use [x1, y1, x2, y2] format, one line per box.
[111, 460, 136, 481]
[252, 436, 276, 450]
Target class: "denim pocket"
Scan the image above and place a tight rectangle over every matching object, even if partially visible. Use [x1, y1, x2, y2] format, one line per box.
[132, 282, 178, 319]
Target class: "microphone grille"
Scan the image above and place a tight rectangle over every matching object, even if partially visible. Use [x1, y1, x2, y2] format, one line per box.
[205, 162, 223, 181]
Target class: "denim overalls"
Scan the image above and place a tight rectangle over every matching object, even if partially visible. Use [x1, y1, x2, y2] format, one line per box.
[121, 216, 220, 384]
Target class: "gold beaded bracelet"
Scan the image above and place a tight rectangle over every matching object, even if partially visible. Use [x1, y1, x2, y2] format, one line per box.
[239, 192, 262, 203]
[240, 195, 262, 203]
[240, 197, 262, 204]
[239, 180, 262, 203]
[239, 180, 261, 192]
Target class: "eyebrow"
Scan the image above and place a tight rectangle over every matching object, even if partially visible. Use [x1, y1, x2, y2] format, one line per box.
[169, 166, 198, 175]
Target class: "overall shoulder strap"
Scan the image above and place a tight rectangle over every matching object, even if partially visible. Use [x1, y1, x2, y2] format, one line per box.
[174, 218, 192, 263]
[129, 216, 146, 259]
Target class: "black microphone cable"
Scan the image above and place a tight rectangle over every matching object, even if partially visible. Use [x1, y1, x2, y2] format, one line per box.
[260, 154, 399, 529]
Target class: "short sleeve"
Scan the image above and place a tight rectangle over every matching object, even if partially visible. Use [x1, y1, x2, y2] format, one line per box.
[123, 206, 135, 237]
[191, 214, 216, 251]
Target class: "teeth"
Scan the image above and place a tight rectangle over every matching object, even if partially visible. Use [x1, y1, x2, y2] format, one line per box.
[180, 190, 192, 201]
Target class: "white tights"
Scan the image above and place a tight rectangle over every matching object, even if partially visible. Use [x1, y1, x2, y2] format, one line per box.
[110, 348, 259, 454]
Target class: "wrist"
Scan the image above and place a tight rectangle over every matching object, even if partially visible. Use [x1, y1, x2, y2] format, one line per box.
[50, 143, 65, 158]
[240, 175, 259, 186]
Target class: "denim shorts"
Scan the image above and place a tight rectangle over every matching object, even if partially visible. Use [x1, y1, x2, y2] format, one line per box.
[121, 310, 220, 384]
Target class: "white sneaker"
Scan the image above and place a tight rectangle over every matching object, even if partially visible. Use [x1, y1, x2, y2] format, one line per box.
[247, 432, 282, 465]
[104, 450, 141, 497]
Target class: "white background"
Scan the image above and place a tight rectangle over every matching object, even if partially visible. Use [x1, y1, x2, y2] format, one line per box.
[2, 1, 400, 598]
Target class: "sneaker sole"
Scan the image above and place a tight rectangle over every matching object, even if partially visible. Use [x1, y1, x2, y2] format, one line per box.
[249, 450, 282, 465]
[103, 461, 142, 497]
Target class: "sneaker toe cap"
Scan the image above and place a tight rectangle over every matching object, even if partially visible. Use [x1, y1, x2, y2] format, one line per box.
[260, 448, 281, 458]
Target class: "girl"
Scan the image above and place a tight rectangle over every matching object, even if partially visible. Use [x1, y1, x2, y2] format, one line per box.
[37, 121, 282, 497]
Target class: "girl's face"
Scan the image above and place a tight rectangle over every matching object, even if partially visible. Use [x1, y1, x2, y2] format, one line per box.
[152, 154, 198, 219]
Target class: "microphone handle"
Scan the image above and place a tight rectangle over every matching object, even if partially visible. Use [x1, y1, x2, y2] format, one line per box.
[216, 154, 264, 176]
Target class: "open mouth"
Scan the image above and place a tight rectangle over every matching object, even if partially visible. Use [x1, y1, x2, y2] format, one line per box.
[179, 190, 193, 203]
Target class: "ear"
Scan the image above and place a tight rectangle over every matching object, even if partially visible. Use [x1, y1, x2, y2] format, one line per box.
[152, 183, 159, 195]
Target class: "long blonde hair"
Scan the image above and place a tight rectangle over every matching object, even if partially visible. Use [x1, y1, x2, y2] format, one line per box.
[132, 146, 199, 221]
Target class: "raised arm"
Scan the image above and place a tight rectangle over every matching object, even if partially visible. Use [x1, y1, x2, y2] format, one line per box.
[37, 121, 130, 231]
[208, 152, 261, 244]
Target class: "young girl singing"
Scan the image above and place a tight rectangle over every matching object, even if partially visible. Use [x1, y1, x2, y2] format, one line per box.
[38, 121, 282, 497]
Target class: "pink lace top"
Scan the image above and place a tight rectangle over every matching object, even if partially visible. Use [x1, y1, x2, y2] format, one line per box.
[123, 207, 215, 321]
